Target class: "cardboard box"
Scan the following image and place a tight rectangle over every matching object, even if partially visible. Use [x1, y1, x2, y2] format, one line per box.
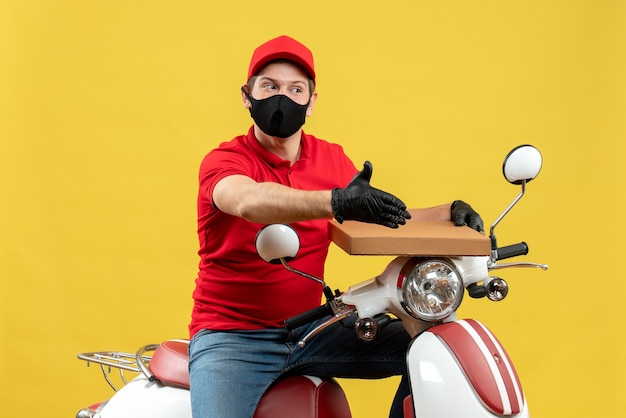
[328, 212, 490, 256]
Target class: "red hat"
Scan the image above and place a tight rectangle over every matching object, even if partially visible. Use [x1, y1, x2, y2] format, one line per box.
[247, 35, 316, 82]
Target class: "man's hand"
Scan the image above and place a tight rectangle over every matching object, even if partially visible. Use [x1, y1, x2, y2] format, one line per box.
[331, 161, 411, 229]
[451, 200, 484, 232]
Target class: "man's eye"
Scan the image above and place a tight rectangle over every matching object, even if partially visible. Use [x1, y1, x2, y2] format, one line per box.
[263, 84, 277, 90]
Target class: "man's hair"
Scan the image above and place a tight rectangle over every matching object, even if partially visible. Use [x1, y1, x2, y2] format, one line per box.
[247, 59, 315, 97]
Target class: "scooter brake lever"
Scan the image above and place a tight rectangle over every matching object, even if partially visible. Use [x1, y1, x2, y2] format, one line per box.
[297, 307, 355, 348]
[490, 261, 548, 271]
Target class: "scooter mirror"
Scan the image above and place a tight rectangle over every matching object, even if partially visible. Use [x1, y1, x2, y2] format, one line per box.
[255, 224, 300, 264]
[502, 145, 543, 185]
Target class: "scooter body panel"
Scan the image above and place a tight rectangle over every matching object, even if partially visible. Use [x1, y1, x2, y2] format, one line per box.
[99, 375, 191, 418]
[407, 319, 528, 418]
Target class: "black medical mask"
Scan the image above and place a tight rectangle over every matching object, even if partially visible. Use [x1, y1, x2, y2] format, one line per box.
[242, 87, 309, 138]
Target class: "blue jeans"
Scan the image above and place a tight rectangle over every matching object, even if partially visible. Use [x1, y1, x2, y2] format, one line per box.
[188, 315, 411, 418]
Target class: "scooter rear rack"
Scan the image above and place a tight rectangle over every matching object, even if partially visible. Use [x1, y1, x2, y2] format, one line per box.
[77, 351, 152, 391]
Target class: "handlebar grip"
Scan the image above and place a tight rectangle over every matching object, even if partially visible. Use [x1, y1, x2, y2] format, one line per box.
[285, 305, 332, 330]
[496, 242, 529, 260]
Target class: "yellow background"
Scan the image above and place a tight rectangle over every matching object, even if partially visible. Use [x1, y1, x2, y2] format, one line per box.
[1, 1, 625, 417]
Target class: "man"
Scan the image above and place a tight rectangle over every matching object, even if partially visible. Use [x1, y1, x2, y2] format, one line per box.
[188, 35, 483, 418]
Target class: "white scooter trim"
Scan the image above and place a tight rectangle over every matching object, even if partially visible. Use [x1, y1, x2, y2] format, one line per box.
[407, 319, 528, 418]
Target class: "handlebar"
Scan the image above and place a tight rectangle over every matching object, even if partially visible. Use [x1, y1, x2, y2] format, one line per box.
[496, 242, 528, 260]
[284, 304, 333, 330]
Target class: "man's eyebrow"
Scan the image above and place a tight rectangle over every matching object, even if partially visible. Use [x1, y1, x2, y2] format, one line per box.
[257, 76, 307, 85]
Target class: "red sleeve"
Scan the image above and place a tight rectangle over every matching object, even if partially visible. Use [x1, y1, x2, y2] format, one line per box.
[198, 138, 252, 209]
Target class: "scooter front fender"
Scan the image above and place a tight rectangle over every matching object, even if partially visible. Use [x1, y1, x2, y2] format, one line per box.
[99, 375, 191, 418]
[407, 319, 528, 418]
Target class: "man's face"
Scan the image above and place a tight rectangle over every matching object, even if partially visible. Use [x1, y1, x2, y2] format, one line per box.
[246, 62, 317, 114]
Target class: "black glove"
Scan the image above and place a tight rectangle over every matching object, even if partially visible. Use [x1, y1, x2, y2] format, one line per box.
[451, 200, 484, 232]
[331, 161, 411, 229]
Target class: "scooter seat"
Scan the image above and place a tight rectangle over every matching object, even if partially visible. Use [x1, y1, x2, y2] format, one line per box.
[149, 340, 191, 388]
[254, 375, 351, 418]
[149, 340, 352, 418]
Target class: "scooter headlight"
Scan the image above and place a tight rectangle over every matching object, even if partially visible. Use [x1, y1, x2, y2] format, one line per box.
[398, 258, 463, 322]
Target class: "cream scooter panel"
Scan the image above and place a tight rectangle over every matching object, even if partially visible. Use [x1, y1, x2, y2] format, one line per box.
[97, 376, 191, 418]
[407, 321, 528, 418]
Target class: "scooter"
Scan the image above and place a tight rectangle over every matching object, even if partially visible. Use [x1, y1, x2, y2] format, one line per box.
[76, 144, 547, 418]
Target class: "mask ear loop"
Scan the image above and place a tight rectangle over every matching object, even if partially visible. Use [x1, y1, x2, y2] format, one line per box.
[241, 86, 256, 104]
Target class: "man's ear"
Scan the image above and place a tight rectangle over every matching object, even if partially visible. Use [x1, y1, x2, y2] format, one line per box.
[241, 85, 252, 109]
[306, 91, 318, 117]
